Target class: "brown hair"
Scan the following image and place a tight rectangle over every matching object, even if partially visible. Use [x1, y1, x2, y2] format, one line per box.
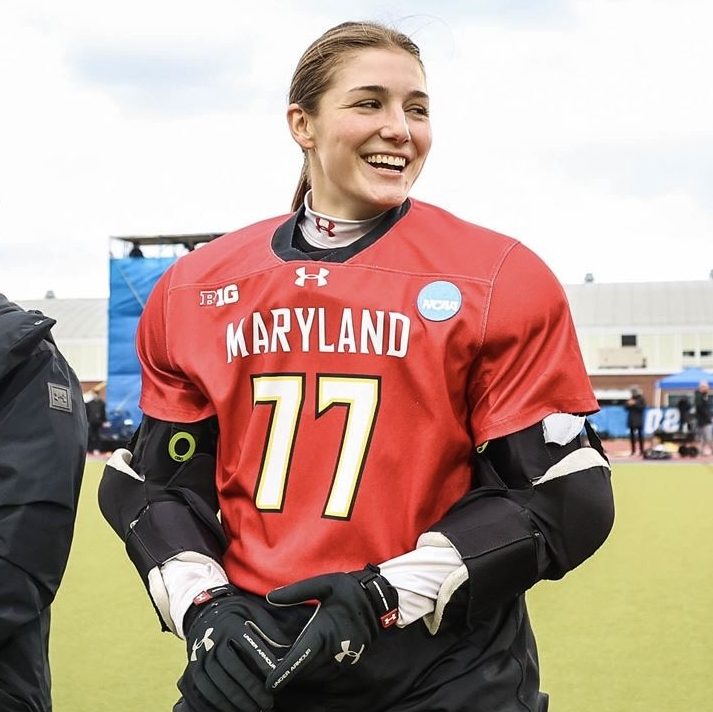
[288, 21, 424, 211]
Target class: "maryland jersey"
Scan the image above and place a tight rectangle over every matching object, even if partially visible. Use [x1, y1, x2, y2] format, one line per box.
[137, 199, 597, 595]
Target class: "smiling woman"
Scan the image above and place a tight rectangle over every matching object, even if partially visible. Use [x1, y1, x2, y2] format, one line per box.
[286, 24, 431, 219]
[285, 23, 424, 204]
[98, 19, 613, 712]
[287, 48, 430, 220]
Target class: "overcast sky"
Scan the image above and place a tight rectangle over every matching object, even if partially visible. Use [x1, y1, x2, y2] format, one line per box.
[0, 0, 711, 300]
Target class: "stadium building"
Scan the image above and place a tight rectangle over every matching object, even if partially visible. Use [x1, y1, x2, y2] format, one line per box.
[567, 280, 713, 406]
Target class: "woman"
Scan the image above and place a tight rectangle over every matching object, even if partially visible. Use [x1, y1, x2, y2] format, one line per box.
[99, 20, 614, 712]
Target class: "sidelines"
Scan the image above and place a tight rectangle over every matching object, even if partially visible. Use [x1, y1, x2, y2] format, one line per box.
[603, 437, 713, 464]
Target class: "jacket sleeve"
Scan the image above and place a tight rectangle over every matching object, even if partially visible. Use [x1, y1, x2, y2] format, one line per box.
[0, 334, 87, 645]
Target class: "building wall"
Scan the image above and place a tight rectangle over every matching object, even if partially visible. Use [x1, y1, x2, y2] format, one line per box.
[53, 339, 107, 384]
[589, 373, 662, 405]
[578, 328, 713, 373]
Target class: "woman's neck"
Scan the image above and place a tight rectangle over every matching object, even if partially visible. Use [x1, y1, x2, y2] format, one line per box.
[298, 191, 386, 250]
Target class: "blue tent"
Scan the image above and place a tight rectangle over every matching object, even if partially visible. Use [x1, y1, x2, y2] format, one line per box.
[655, 367, 713, 390]
[107, 257, 177, 428]
[106, 233, 223, 432]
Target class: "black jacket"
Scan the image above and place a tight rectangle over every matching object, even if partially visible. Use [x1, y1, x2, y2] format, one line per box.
[625, 393, 646, 429]
[694, 389, 712, 426]
[0, 294, 86, 711]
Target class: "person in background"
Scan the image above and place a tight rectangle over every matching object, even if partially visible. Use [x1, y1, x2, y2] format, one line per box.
[85, 386, 107, 454]
[625, 386, 647, 456]
[676, 394, 691, 433]
[99, 20, 614, 712]
[693, 380, 712, 456]
[0, 293, 86, 712]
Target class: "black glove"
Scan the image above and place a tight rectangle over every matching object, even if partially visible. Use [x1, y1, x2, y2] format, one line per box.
[178, 584, 289, 712]
[264, 564, 399, 692]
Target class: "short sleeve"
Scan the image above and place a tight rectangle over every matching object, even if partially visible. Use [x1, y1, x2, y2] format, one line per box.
[137, 268, 215, 422]
[469, 242, 598, 443]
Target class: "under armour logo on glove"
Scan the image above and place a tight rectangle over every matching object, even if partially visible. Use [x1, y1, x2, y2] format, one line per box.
[178, 585, 288, 712]
[265, 564, 399, 691]
[381, 610, 399, 627]
[334, 640, 365, 665]
[295, 267, 329, 287]
[190, 627, 215, 661]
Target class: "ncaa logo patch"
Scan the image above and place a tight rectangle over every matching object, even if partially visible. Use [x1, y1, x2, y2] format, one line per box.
[417, 281, 462, 321]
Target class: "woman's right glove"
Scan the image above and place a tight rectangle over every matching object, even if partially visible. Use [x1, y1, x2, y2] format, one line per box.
[178, 584, 288, 712]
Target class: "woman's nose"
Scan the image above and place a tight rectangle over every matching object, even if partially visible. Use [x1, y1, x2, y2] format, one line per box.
[379, 109, 411, 143]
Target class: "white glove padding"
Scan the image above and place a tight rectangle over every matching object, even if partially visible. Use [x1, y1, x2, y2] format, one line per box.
[378, 544, 463, 627]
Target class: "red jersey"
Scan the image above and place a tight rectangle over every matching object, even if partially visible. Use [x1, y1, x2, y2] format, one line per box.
[137, 199, 597, 595]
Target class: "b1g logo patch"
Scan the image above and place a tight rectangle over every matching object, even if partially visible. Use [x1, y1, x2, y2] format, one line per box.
[417, 281, 462, 321]
[199, 283, 239, 307]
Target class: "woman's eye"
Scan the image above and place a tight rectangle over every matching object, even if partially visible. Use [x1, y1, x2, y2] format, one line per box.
[356, 100, 380, 109]
[408, 105, 429, 117]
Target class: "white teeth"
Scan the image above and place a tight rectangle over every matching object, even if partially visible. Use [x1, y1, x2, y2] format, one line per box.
[365, 154, 406, 169]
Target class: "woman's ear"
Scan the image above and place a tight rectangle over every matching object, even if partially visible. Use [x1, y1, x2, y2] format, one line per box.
[287, 103, 315, 150]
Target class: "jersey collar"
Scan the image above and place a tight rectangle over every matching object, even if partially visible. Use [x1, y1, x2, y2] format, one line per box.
[271, 199, 411, 263]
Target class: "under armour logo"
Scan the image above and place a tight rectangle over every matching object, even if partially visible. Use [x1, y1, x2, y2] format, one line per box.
[334, 640, 364, 665]
[48, 383, 72, 413]
[381, 610, 399, 628]
[295, 267, 329, 287]
[190, 628, 215, 661]
[315, 217, 336, 237]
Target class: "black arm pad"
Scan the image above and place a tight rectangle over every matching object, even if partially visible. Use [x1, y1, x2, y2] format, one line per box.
[98, 415, 224, 633]
[481, 418, 609, 488]
[508, 466, 614, 579]
[99, 452, 227, 585]
[126, 499, 226, 581]
[426, 488, 541, 619]
[425, 419, 614, 625]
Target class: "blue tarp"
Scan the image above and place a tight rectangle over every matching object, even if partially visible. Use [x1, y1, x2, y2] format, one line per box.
[107, 257, 176, 429]
[656, 367, 713, 389]
[588, 405, 683, 438]
[587, 407, 629, 438]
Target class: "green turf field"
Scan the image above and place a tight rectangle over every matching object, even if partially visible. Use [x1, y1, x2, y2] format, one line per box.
[49, 461, 713, 712]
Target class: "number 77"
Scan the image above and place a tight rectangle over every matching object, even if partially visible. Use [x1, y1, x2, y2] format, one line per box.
[251, 374, 381, 519]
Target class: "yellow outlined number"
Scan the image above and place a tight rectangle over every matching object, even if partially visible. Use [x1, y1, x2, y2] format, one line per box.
[252, 374, 304, 512]
[251, 374, 381, 519]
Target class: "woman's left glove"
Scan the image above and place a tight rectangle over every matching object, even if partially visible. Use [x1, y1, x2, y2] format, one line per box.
[264, 564, 398, 692]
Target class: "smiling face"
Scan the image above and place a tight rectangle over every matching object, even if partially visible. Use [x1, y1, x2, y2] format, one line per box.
[288, 48, 432, 220]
